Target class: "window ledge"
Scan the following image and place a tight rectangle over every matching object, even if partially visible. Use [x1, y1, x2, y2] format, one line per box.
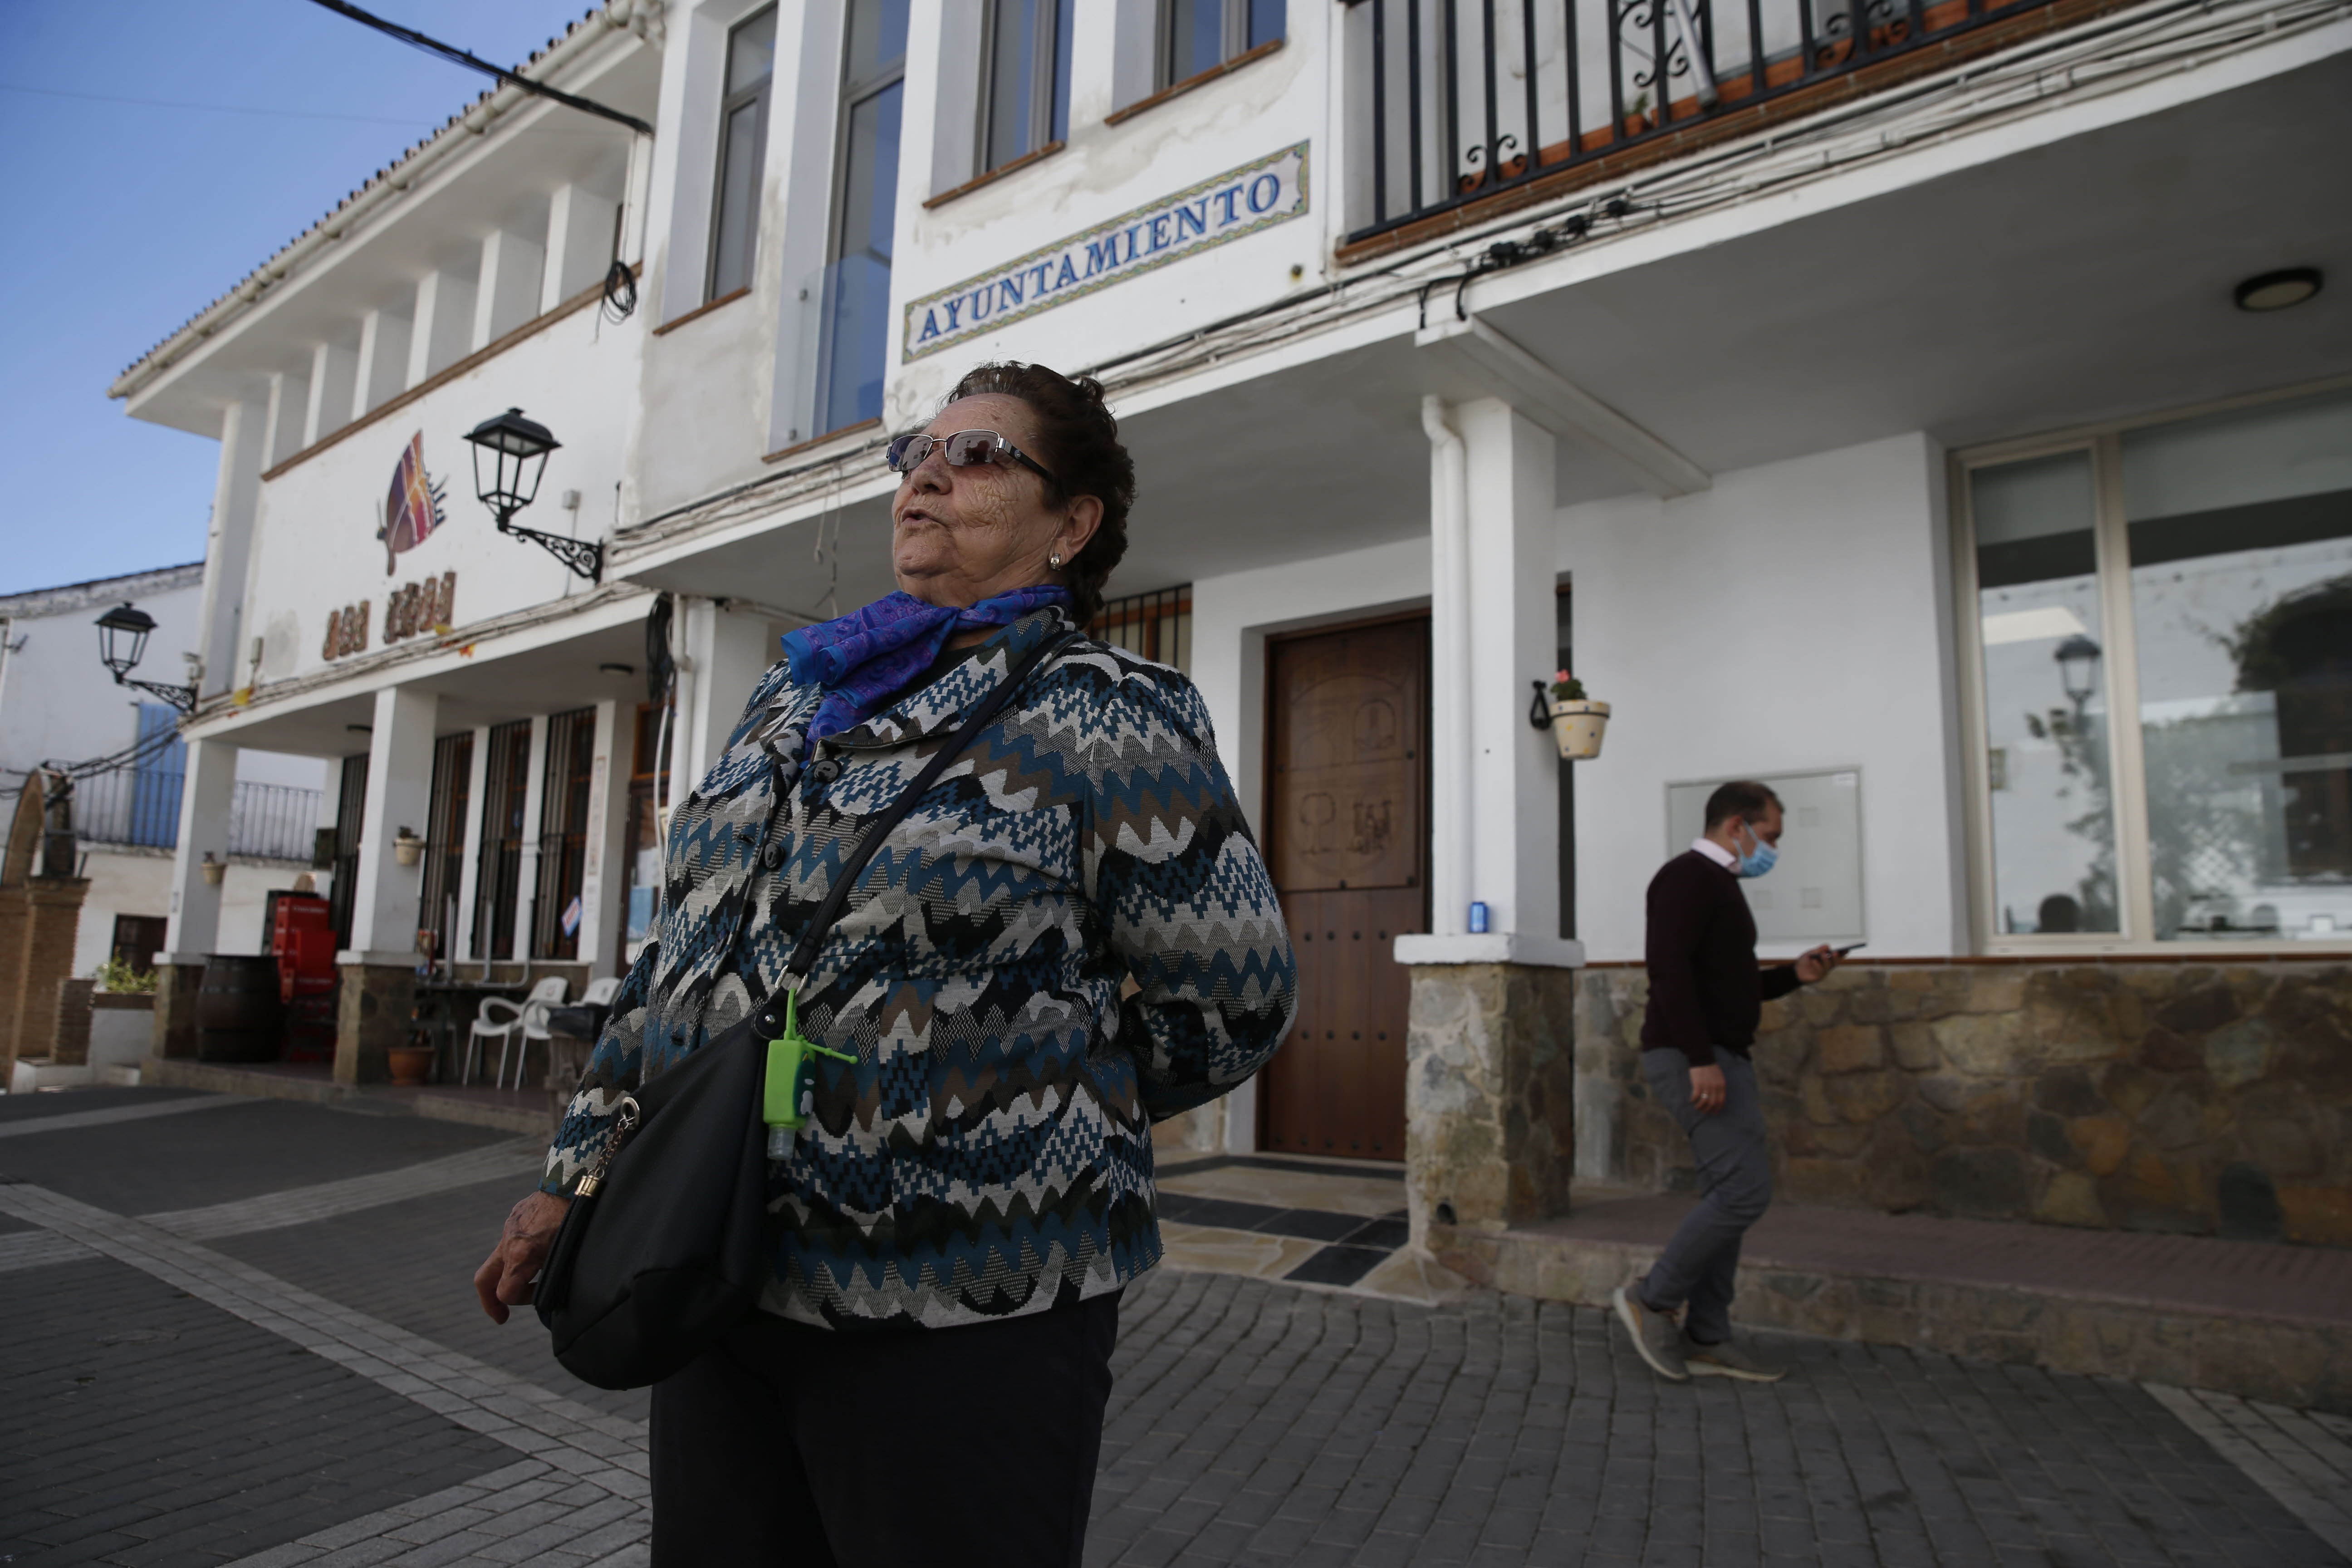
[762, 416, 882, 466]
[924, 141, 1067, 211]
[653, 285, 750, 338]
[1104, 37, 1283, 127]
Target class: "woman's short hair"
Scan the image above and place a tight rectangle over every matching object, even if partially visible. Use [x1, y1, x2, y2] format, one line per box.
[946, 362, 1135, 623]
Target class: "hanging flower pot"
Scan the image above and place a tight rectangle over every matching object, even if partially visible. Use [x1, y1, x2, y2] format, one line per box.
[392, 828, 425, 867]
[199, 852, 225, 887]
[1532, 672, 1610, 760]
[1551, 699, 1611, 760]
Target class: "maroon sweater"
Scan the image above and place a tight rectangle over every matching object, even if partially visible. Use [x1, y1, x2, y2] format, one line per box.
[1641, 849, 1800, 1065]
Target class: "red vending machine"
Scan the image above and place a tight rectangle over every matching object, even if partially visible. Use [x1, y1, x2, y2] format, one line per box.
[272, 894, 337, 1061]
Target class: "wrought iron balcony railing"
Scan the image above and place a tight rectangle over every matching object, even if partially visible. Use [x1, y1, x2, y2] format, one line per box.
[71, 769, 323, 864]
[1344, 0, 2072, 246]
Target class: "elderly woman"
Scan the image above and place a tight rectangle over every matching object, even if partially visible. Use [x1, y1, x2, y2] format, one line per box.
[474, 362, 1295, 1566]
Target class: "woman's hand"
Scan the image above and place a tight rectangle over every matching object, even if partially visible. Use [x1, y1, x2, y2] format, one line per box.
[1794, 944, 1840, 984]
[1688, 1063, 1728, 1116]
[472, 1190, 572, 1324]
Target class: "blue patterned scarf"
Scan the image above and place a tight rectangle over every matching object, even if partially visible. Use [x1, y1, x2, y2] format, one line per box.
[780, 586, 1071, 742]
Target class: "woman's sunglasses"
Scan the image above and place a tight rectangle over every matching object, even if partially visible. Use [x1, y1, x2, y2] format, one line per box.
[884, 429, 1058, 486]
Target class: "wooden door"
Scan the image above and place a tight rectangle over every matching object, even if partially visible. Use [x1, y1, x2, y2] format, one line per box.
[1260, 618, 1428, 1160]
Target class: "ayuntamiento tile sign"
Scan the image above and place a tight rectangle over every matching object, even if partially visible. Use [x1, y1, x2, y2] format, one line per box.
[901, 143, 1310, 362]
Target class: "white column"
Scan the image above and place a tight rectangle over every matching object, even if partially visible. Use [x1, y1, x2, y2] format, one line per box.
[544, 184, 619, 310]
[196, 398, 269, 701]
[513, 715, 551, 960]
[262, 371, 309, 468]
[160, 737, 239, 961]
[679, 601, 776, 789]
[353, 307, 412, 414]
[1426, 398, 1473, 936]
[1457, 398, 1560, 942]
[473, 230, 547, 349]
[343, 686, 439, 960]
[302, 338, 357, 445]
[408, 270, 478, 387]
[577, 699, 633, 974]
[451, 725, 492, 963]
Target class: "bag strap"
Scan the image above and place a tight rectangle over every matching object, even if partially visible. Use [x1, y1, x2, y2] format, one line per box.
[781, 627, 1079, 983]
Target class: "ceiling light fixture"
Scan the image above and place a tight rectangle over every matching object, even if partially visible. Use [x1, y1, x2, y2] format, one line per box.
[2233, 268, 2323, 313]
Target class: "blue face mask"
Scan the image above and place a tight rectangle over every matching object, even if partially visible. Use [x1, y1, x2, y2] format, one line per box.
[1737, 832, 1778, 879]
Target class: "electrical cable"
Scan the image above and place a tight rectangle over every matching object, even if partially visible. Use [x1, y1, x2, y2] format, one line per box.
[599, 258, 639, 324]
[299, 0, 655, 136]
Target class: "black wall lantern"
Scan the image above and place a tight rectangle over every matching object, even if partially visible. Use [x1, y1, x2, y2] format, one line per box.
[2054, 633, 2102, 715]
[463, 407, 602, 583]
[94, 602, 198, 713]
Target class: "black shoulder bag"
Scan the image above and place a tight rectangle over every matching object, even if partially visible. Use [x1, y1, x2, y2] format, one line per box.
[534, 630, 1076, 1389]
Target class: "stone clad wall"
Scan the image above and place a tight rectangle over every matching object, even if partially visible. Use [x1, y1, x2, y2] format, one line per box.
[1575, 960, 2352, 1246]
[1404, 962, 1579, 1242]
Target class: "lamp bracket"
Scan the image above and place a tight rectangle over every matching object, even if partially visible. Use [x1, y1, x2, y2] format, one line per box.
[497, 517, 604, 584]
[121, 676, 199, 714]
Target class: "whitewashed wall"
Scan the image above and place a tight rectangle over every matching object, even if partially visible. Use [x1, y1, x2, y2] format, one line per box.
[0, 574, 320, 789]
[245, 310, 644, 690]
[73, 848, 305, 974]
[890, 4, 1332, 423]
[1559, 432, 1968, 960]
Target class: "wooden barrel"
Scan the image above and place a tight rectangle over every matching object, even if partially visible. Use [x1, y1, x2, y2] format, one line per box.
[196, 954, 283, 1063]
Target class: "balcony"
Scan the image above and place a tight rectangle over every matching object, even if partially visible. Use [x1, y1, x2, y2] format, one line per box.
[1341, 0, 2119, 255]
[72, 770, 322, 864]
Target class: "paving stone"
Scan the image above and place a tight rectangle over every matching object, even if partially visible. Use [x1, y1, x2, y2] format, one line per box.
[10, 1106, 2351, 1568]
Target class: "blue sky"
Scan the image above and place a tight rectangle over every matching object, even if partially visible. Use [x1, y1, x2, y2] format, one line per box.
[0, 0, 595, 595]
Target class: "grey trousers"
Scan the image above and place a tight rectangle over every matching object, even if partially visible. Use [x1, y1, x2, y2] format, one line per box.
[1638, 1050, 1772, 1344]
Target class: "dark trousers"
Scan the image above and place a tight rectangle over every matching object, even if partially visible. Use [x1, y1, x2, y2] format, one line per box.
[1638, 1050, 1772, 1344]
[650, 1291, 1120, 1568]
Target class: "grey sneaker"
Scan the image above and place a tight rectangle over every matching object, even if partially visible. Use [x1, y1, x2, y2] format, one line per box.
[1612, 1284, 1688, 1381]
[1683, 1335, 1787, 1382]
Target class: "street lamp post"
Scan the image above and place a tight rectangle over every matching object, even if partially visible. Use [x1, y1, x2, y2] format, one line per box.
[462, 407, 602, 583]
[93, 603, 199, 714]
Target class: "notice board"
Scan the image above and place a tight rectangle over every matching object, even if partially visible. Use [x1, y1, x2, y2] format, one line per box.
[1665, 768, 1866, 948]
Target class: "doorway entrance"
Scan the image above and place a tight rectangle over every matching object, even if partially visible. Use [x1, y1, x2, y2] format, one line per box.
[1259, 616, 1429, 1161]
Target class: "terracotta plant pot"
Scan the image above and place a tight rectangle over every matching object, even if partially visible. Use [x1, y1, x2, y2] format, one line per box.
[1549, 699, 1611, 760]
[387, 1044, 435, 1086]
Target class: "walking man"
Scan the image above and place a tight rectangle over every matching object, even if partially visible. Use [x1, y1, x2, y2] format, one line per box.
[1613, 780, 1842, 1382]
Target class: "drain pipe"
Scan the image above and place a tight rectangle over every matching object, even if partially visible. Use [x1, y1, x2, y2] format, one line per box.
[1422, 396, 1472, 937]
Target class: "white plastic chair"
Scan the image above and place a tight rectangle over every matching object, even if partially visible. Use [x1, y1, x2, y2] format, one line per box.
[582, 976, 622, 1007]
[465, 977, 569, 1089]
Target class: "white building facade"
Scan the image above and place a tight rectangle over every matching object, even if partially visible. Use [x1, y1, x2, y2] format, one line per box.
[116, 0, 2351, 1243]
[0, 565, 326, 981]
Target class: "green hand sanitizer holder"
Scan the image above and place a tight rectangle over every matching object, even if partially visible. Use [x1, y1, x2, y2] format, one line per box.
[761, 989, 855, 1137]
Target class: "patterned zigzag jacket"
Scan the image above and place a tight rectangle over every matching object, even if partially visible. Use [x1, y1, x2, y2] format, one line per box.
[542, 608, 1298, 1329]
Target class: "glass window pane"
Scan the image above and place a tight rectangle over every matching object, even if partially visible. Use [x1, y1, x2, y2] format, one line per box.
[985, 0, 1037, 170]
[2123, 388, 2352, 941]
[710, 99, 762, 298]
[819, 78, 903, 433]
[847, 0, 911, 87]
[1249, 0, 1287, 49]
[1973, 451, 2120, 934]
[1167, 0, 1223, 82]
[726, 7, 776, 95]
[1052, 0, 1074, 144]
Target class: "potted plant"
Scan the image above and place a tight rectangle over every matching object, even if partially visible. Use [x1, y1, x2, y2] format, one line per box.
[1544, 670, 1610, 760]
[392, 827, 425, 867]
[387, 1033, 436, 1087]
[199, 851, 225, 886]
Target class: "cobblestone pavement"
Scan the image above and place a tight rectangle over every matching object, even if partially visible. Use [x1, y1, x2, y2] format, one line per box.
[1, 1088, 2346, 1568]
